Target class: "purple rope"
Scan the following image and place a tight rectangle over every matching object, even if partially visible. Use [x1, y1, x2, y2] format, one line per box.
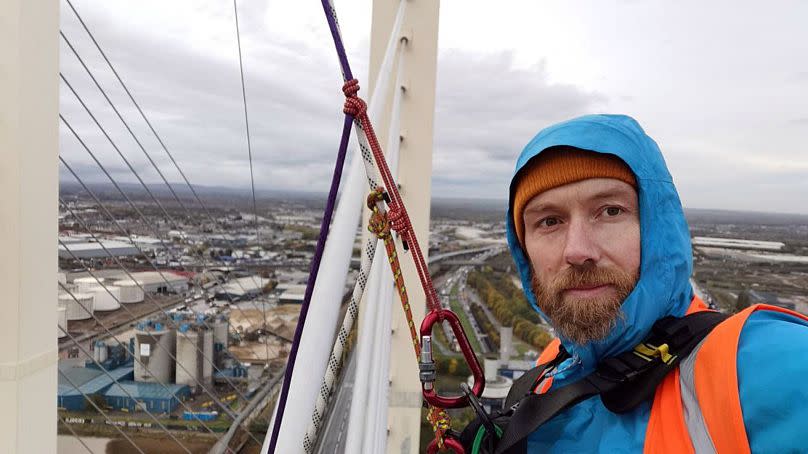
[320, 0, 354, 81]
[266, 2, 357, 453]
[266, 121, 353, 453]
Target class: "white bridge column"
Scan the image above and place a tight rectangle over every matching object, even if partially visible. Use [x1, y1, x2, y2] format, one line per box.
[0, 0, 59, 452]
[367, 0, 441, 452]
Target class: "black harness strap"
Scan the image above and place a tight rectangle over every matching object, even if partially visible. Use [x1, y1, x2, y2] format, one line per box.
[493, 310, 729, 454]
[503, 344, 570, 410]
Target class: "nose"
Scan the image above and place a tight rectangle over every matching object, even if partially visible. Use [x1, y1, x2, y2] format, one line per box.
[562, 217, 600, 266]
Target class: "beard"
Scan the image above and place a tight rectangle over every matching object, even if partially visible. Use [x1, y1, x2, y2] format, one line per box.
[531, 263, 638, 345]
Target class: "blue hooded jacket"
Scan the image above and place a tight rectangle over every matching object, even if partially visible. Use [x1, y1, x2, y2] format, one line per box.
[505, 114, 808, 452]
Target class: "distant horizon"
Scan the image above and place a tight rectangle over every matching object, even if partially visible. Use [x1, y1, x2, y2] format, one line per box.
[60, 180, 808, 218]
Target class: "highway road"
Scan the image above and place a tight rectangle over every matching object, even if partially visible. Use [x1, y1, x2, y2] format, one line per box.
[314, 348, 357, 454]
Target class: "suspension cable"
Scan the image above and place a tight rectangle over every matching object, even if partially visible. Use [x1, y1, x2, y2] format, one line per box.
[59, 73, 179, 230]
[59, 30, 190, 218]
[58, 157, 261, 348]
[58, 415, 96, 454]
[59, 197, 282, 435]
[232, 0, 259, 245]
[59, 163, 267, 448]
[57, 361, 146, 454]
[58, 244, 239, 422]
[231, 0, 269, 368]
[59, 113, 268, 323]
[63, 0, 217, 225]
[58, 281, 236, 453]
[57, 315, 192, 454]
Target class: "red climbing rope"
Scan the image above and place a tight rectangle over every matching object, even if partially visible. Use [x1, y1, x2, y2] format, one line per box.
[367, 189, 453, 450]
[343, 80, 441, 313]
[346, 80, 485, 453]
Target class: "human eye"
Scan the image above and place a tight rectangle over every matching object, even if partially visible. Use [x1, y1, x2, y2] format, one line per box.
[602, 206, 623, 217]
[537, 216, 562, 229]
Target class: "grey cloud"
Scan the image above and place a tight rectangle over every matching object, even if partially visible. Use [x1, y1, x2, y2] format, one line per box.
[431, 50, 605, 199]
[59, 2, 352, 195]
[58, 3, 604, 204]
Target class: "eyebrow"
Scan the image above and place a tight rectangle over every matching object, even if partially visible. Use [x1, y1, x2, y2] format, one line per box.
[523, 186, 636, 215]
[588, 187, 636, 202]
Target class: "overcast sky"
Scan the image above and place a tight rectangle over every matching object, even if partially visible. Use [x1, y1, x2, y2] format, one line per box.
[58, 0, 808, 215]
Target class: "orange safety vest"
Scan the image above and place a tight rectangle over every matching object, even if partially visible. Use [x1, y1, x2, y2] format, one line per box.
[533, 298, 808, 453]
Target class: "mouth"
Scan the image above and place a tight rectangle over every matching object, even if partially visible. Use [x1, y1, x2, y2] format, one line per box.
[562, 284, 613, 298]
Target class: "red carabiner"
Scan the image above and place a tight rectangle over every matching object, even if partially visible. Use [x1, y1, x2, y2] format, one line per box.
[420, 309, 485, 408]
[427, 434, 465, 454]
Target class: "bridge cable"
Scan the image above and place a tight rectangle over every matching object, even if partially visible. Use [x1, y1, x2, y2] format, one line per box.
[57, 278, 235, 453]
[59, 29, 262, 309]
[63, 0, 215, 226]
[59, 156, 266, 448]
[59, 80, 271, 317]
[232, 0, 270, 372]
[59, 30, 192, 221]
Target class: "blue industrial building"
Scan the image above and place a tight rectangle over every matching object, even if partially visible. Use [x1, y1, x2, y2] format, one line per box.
[58, 364, 189, 414]
[58, 365, 134, 411]
[103, 381, 190, 413]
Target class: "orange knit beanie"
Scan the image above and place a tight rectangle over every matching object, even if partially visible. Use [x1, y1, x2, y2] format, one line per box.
[512, 147, 636, 245]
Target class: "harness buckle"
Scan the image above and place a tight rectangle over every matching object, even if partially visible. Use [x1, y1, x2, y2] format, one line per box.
[633, 342, 676, 364]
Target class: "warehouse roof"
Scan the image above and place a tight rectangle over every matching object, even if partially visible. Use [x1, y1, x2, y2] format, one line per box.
[58, 240, 140, 259]
[103, 381, 189, 400]
[106, 271, 189, 286]
[58, 365, 134, 397]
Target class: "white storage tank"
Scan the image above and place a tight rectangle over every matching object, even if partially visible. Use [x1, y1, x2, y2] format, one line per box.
[75, 276, 105, 293]
[134, 320, 176, 384]
[94, 340, 108, 363]
[212, 315, 229, 349]
[59, 292, 94, 321]
[113, 279, 145, 303]
[86, 285, 122, 311]
[57, 305, 67, 338]
[175, 324, 214, 392]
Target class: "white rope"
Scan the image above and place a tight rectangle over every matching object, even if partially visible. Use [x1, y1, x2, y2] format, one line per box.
[301, 235, 376, 452]
[361, 41, 407, 454]
[300, 2, 409, 451]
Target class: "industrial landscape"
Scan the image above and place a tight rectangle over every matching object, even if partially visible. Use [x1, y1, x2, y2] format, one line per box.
[55, 189, 808, 453]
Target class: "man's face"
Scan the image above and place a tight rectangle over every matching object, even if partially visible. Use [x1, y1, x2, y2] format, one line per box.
[522, 178, 641, 345]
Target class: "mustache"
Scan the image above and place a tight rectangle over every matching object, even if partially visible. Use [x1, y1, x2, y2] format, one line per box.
[530, 264, 638, 345]
[546, 264, 636, 293]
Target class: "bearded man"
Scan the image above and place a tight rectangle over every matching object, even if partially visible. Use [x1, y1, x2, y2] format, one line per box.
[497, 114, 808, 453]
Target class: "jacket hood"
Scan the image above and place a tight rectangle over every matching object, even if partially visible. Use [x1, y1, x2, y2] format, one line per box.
[506, 114, 693, 374]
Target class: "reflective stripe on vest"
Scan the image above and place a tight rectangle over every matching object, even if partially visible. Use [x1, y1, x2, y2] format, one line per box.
[645, 303, 808, 454]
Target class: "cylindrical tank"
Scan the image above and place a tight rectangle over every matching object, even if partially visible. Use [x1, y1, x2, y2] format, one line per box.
[86, 285, 121, 311]
[134, 321, 176, 384]
[212, 315, 229, 349]
[484, 358, 500, 382]
[175, 325, 214, 392]
[57, 305, 67, 338]
[202, 329, 213, 387]
[94, 340, 108, 363]
[59, 292, 94, 320]
[75, 276, 105, 293]
[499, 326, 513, 362]
[113, 279, 145, 303]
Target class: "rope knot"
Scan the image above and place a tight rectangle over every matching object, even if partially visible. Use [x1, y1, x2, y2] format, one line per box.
[368, 211, 391, 239]
[387, 206, 409, 235]
[366, 188, 385, 210]
[342, 79, 366, 117]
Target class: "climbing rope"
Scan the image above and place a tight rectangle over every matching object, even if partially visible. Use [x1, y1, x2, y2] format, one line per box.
[301, 232, 378, 453]
[342, 80, 442, 314]
[272, 1, 483, 453]
[366, 188, 453, 449]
